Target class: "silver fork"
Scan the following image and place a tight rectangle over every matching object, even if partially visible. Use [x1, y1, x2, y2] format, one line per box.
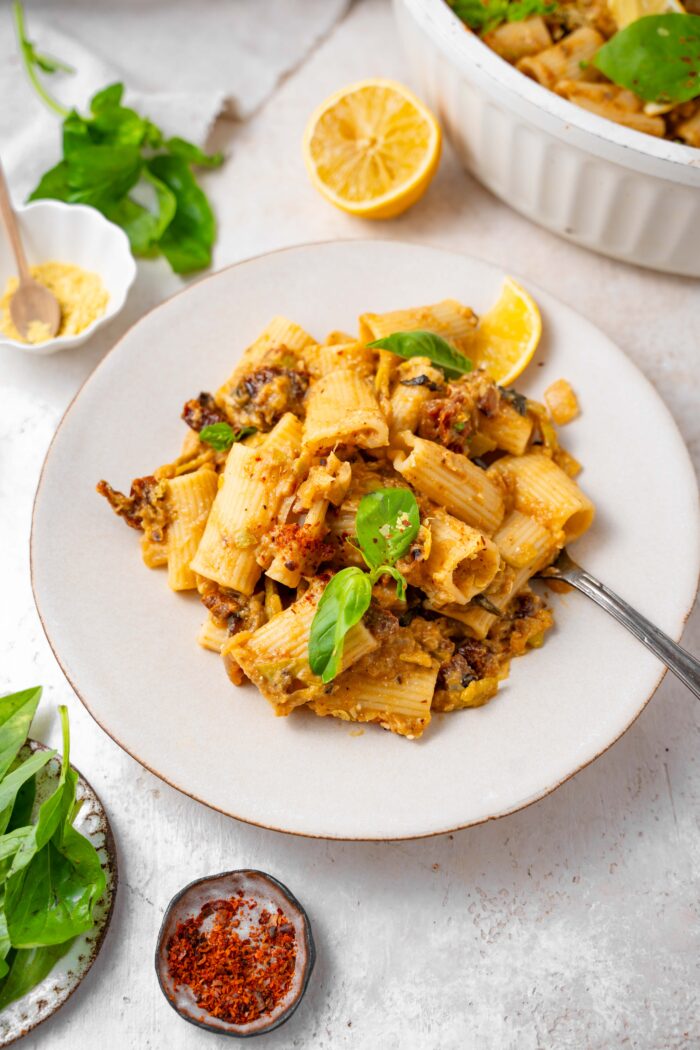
[537, 549, 700, 700]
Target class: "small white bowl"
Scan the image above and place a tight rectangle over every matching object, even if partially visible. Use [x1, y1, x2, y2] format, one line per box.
[0, 200, 136, 355]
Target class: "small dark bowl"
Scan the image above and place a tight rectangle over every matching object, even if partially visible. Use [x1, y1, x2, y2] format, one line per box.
[155, 869, 315, 1038]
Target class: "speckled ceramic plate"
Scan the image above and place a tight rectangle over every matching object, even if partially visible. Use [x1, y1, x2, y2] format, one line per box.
[31, 241, 700, 839]
[0, 742, 117, 1046]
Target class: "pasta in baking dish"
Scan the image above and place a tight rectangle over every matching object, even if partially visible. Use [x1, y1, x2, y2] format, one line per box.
[97, 293, 594, 740]
[446, 0, 700, 148]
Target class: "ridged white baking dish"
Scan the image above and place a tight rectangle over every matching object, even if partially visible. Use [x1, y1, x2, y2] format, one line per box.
[394, 0, 700, 275]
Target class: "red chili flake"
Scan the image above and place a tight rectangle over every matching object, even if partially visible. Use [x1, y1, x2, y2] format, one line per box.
[166, 896, 297, 1025]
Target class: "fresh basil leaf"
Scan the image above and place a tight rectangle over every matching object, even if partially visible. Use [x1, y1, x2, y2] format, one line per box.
[6, 707, 105, 948]
[31, 49, 74, 76]
[0, 828, 34, 885]
[0, 940, 75, 1010]
[148, 154, 216, 273]
[370, 564, 408, 601]
[0, 688, 42, 781]
[356, 488, 420, 570]
[593, 14, 700, 104]
[8, 717, 73, 879]
[27, 160, 71, 203]
[448, 0, 508, 31]
[62, 110, 92, 154]
[103, 171, 177, 256]
[199, 422, 256, 450]
[90, 106, 149, 148]
[368, 330, 473, 378]
[309, 569, 372, 684]
[63, 143, 142, 207]
[5, 776, 36, 835]
[165, 136, 224, 169]
[90, 82, 124, 113]
[7, 838, 104, 948]
[506, 0, 557, 22]
[0, 751, 54, 821]
[0, 904, 10, 982]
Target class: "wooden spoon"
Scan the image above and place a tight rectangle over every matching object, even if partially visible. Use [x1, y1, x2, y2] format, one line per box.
[0, 160, 61, 342]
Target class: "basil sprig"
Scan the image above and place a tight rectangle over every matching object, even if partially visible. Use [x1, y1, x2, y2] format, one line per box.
[200, 423, 257, 450]
[368, 330, 473, 378]
[593, 14, 700, 105]
[0, 688, 106, 1007]
[308, 488, 420, 683]
[15, 4, 224, 273]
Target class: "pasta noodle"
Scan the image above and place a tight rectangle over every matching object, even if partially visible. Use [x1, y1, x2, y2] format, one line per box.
[98, 293, 595, 740]
[413, 509, 500, 607]
[310, 663, 439, 739]
[190, 416, 301, 594]
[165, 466, 219, 591]
[488, 453, 595, 542]
[225, 585, 378, 715]
[303, 368, 388, 453]
[394, 432, 505, 534]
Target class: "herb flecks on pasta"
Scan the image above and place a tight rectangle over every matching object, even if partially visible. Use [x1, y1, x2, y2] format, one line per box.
[97, 288, 594, 740]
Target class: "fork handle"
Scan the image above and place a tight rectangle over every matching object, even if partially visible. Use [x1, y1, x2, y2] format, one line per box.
[559, 563, 700, 701]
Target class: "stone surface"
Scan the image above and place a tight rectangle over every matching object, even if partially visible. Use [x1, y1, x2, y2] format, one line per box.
[1, 2, 698, 1048]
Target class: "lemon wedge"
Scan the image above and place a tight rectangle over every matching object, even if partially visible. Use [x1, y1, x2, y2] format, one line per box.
[471, 278, 542, 386]
[608, 0, 684, 29]
[302, 79, 441, 220]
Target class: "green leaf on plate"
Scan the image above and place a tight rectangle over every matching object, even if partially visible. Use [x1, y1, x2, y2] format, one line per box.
[355, 488, 420, 571]
[368, 330, 473, 378]
[199, 422, 257, 450]
[308, 568, 373, 684]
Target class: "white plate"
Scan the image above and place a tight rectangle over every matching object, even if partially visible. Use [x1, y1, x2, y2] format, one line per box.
[31, 241, 699, 840]
[0, 743, 117, 1046]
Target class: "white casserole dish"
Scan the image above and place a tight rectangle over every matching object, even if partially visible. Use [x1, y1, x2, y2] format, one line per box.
[394, 0, 700, 275]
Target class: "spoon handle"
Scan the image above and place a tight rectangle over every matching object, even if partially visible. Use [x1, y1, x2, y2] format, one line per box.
[0, 159, 31, 282]
[557, 561, 700, 700]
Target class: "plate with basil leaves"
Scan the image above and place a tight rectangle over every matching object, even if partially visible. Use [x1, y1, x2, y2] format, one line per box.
[0, 688, 116, 1046]
[31, 240, 699, 839]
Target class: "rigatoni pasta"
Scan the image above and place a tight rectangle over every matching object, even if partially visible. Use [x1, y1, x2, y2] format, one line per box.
[98, 286, 594, 740]
[447, 0, 700, 148]
[165, 467, 219, 591]
[394, 433, 505, 533]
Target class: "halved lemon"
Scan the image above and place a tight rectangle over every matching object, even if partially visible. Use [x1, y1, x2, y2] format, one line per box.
[608, 0, 684, 29]
[471, 278, 542, 386]
[302, 79, 441, 220]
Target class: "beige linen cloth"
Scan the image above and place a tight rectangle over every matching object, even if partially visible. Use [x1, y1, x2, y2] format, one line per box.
[0, 0, 349, 200]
